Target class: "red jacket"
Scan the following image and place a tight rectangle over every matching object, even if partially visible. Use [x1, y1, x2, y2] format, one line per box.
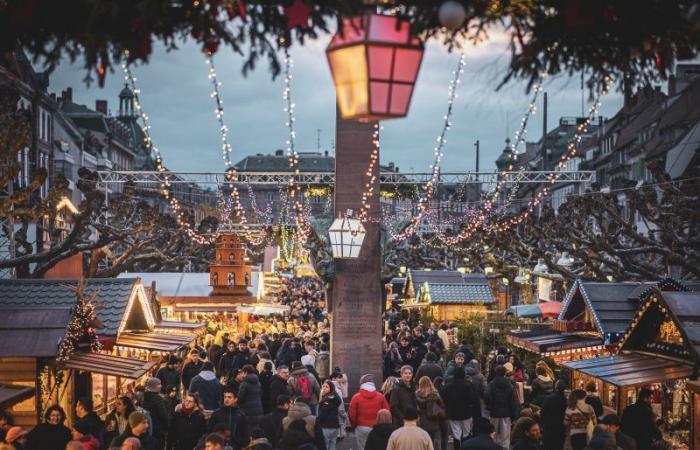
[79, 435, 100, 450]
[349, 388, 390, 427]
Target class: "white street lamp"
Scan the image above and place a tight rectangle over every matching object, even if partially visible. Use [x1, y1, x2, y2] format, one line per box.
[556, 252, 575, 268]
[533, 258, 548, 273]
[329, 209, 366, 259]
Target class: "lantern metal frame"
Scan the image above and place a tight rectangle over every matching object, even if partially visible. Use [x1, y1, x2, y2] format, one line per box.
[328, 210, 367, 259]
[326, 13, 425, 121]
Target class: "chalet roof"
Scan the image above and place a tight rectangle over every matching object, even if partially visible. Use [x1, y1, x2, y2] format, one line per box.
[559, 280, 647, 336]
[409, 270, 465, 286]
[0, 384, 35, 410]
[0, 278, 140, 336]
[0, 307, 72, 357]
[423, 282, 495, 305]
[661, 291, 700, 360]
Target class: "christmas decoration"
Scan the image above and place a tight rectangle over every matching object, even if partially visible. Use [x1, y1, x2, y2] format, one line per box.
[326, 13, 424, 121]
[438, 1, 467, 31]
[284, 0, 312, 30]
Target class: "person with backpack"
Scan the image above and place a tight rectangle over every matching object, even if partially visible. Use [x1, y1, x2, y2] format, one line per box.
[288, 361, 321, 414]
[415, 376, 446, 450]
[484, 365, 518, 450]
[442, 367, 480, 450]
[564, 389, 596, 450]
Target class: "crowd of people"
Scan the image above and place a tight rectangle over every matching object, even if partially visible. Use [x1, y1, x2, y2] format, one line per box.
[0, 276, 669, 450]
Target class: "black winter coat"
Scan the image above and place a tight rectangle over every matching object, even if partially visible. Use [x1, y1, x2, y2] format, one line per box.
[621, 401, 661, 450]
[209, 405, 250, 450]
[512, 437, 542, 450]
[317, 394, 341, 429]
[460, 435, 504, 450]
[238, 374, 264, 418]
[26, 423, 72, 450]
[269, 375, 289, 409]
[484, 376, 517, 419]
[156, 366, 181, 393]
[528, 376, 553, 407]
[443, 378, 480, 420]
[75, 411, 104, 444]
[414, 362, 444, 382]
[141, 391, 171, 441]
[259, 407, 288, 448]
[167, 409, 207, 450]
[189, 372, 222, 411]
[219, 351, 239, 378]
[259, 370, 274, 414]
[389, 381, 416, 427]
[109, 429, 157, 450]
[585, 394, 604, 420]
[540, 391, 567, 433]
[182, 360, 204, 391]
[233, 349, 254, 370]
[365, 423, 396, 450]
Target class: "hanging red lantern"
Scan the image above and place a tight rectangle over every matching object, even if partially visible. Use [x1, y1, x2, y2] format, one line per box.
[326, 13, 424, 121]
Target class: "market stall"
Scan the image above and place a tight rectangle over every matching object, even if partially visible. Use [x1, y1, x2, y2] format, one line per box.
[564, 287, 700, 449]
[507, 279, 689, 364]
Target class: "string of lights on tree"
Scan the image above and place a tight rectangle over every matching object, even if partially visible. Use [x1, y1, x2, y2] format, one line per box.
[122, 52, 215, 245]
[438, 76, 611, 244]
[390, 53, 466, 241]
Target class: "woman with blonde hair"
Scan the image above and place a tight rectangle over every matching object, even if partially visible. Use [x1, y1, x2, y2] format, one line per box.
[364, 410, 396, 450]
[415, 376, 446, 450]
[380, 377, 398, 402]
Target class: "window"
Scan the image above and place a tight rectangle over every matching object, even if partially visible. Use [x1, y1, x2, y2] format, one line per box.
[38, 108, 51, 142]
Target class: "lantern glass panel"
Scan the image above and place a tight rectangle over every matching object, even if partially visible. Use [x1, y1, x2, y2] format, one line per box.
[368, 14, 409, 43]
[370, 81, 390, 114]
[393, 48, 423, 82]
[390, 84, 412, 115]
[368, 46, 393, 80]
[328, 46, 369, 118]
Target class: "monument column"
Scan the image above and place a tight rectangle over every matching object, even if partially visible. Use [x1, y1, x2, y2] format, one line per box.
[330, 110, 383, 394]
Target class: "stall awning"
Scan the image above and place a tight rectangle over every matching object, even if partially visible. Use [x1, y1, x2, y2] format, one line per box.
[154, 320, 206, 334]
[237, 303, 290, 315]
[508, 329, 603, 355]
[65, 352, 156, 379]
[117, 332, 194, 352]
[563, 353, 694, 387]
[174, 305, 238, 312]
[0, 384, 35, 409]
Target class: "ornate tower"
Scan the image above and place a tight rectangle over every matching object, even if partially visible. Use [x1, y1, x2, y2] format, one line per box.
[118, 84, 136, 118]
[210, 233, 252, 295]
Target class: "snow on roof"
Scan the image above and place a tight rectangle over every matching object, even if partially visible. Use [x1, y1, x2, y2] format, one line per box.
[117, 272, 262, 299]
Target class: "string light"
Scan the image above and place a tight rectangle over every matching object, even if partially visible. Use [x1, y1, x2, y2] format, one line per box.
[357, 123, 381, 223]
[122, 52, 214, 244]
[390, 53, 466, 240]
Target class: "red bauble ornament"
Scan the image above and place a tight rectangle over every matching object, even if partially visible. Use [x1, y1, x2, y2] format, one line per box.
[284, 0, 312, 30]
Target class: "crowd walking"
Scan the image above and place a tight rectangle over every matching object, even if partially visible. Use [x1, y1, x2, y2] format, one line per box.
[0, 277, 668, 450]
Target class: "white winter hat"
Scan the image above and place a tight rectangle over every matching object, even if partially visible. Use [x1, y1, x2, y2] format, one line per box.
[301, 354, 315, 366]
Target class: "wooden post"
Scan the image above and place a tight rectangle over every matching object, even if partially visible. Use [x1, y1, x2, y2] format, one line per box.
[330, 110, 383, 394]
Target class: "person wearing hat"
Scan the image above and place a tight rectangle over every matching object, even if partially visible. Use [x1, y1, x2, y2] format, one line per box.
[4, 426, 28, 450]
[71, 420, 100, 450]
[600, 414, 636, 450]
[182, 350, 205, 394]
[349, 374, 390, 450]
[109, 411, 156, 450]
[156, 355, 182, 395]
[141, 377, 170, 450]
[288, 361, 321, 413]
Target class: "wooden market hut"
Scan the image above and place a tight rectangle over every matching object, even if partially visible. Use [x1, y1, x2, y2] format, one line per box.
[0, 301, 154, 428]
[507, 278, 690, 364]
[402, 270, 496, 321]
[689, 381, 700, 450]
[0, 278, 197, 418]
[564, 287, 700, 448]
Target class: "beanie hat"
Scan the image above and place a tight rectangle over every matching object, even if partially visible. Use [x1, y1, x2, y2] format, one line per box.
[128, 411, 148, 429]
[5, 426, 27, 443]
[73, 419, 91, 435]
[291, 361, 303, 370]
[145, 377, 162, 392]
[359, 374, 374, 384]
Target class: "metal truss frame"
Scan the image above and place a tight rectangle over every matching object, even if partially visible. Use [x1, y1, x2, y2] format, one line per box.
[96, 170, 594, 186]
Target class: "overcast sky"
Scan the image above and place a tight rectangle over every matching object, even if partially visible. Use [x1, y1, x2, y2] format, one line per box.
[49, 30, 625, 174]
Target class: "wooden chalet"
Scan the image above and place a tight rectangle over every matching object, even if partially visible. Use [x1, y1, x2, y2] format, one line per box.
[564, 287, 700, 449]
[689, 381, 700, 450]
[507, 278, 690, 363]
[0, 298, 154, 428]
[0, 278, 199, 422]
[401, 270, 496, 321]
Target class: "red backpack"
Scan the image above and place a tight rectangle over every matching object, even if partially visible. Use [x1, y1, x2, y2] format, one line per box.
[296, 375, 312, 400]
